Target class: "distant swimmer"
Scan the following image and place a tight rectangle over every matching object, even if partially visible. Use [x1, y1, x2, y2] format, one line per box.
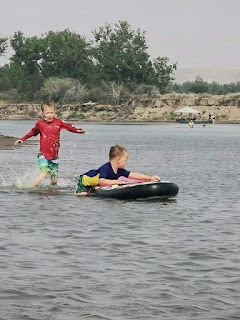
[188, 119, 194, 128]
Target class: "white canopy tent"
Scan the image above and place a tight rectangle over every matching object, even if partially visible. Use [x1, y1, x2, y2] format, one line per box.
[175, 107, 200, 114]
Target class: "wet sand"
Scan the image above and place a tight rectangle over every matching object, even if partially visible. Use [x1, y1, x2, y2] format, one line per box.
[0, 134, 18, 149]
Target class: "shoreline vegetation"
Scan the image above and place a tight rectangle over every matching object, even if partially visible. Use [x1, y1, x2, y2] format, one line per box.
[1, 93, 240, 123]
[1, 23, 240, 128]
[2, 23, 240, 112]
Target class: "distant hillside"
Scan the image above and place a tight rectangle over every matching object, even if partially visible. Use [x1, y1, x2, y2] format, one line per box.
[174, 68, 240, 84]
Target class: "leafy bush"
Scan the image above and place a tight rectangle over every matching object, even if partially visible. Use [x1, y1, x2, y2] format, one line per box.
[56, 110, 63, 117]
[0, 89, 22, 103]
[82, 87, 113, 105]
[66, 112, 86, 120]
[40, 77, 87, 104]
[102, 82, 132, 105]
[220, 114, 227, 119]
[134, 84, 160, 97]
[82, 82, 132, 105]
[28, 111, 38, 118]
[169, 111, 175, 120]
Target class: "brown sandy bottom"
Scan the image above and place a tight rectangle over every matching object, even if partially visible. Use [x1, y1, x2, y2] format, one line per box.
[0, 135, 36, 150]
[0, 134, 18, 149]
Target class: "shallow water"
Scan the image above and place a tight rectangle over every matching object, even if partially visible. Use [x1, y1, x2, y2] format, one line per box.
[1, 120, 240, 319]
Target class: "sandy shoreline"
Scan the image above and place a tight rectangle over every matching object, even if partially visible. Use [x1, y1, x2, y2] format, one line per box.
[0, 134, 37, 150]
[0, 134, 18, 149]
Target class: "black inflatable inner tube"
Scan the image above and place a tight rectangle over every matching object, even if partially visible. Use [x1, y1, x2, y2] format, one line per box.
[92, 181, 179, 200]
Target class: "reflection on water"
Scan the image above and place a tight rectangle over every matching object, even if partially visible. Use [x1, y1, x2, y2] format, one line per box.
[1, 121, 240, 319]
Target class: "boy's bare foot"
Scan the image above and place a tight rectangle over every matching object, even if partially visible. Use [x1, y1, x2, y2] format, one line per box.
[51, 178, 57, 185]
[74, 192, 88, 196]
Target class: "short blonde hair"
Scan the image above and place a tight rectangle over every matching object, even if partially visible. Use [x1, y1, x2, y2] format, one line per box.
[41, 101, 56, 112]
[109, 144, 128, 160]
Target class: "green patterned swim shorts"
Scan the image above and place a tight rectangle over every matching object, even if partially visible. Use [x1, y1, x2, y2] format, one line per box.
[38, 153, 59, 178]
[75, 175, 92, 194]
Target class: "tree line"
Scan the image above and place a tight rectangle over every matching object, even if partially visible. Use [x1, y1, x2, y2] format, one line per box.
[1, 21, 239, 105]
[0, 21, 177, 104]
[172, 76, 240, 95]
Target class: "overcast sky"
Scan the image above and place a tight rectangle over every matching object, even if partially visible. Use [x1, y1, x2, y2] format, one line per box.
[0, 0, 239, 68]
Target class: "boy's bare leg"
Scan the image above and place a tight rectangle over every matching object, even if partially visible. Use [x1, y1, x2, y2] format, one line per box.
[51, 177, 57, 185]
[74, 192, 88, 196]
[29, 171, 48, 188]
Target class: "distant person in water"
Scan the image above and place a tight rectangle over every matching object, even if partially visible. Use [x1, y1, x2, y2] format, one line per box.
[188, 119, 194, 128]
[197, 113, 201, 120]
[15, 101, 87, 187]
[75, 144, 160, 196]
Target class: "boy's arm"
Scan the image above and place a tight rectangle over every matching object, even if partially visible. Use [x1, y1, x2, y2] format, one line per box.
[60, 120, 87, 134]
[99, 178, 126, 186]
[129, 172, 160, 181]
[15, 125, 40, 145]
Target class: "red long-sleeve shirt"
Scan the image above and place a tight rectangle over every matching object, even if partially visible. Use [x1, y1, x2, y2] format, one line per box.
[20, 118, 82, 160]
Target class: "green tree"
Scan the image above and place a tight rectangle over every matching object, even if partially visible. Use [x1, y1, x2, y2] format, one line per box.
[9, 31, 44, 97]
[189, 77, 209, 94]
[0, 37, 9, 91]
[0, 62, 30, 91]
[151, 57, 177, 93]
[173, 77, 209, 94]
[10, 31, 44, 73]
[208, 81, 224, 95]
[41, 29, 95, 84]
[1, 21, 179, 101]
[0, 37, 8, 56]
[5, 30, 95, 99]
[92, 21, 152, 84]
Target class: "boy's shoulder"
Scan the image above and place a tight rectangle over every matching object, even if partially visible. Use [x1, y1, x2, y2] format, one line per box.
[54, 118, 69, 124]
[98, 162, 113, 173]
[52, 117, 61, 122]
[99, 162, 110, 169]
[35, 119, 44, 126]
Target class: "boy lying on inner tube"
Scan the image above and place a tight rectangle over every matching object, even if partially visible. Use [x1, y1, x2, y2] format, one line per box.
[74, 144, 160, 196]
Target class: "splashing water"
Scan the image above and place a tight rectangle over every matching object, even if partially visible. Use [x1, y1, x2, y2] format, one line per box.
[1, 165, 76, 191]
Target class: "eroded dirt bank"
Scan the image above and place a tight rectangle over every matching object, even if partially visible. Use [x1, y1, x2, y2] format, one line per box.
[1, 94, 240, 122]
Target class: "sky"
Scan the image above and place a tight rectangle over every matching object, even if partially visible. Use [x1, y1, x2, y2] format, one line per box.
[0, 0, 240, 68]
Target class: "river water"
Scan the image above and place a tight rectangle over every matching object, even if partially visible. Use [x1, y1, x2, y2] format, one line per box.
[0, 120, 240, 320]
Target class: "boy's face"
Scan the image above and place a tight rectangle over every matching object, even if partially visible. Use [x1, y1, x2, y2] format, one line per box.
[117, 151, 129, 169]
[42, 106, 56, 122]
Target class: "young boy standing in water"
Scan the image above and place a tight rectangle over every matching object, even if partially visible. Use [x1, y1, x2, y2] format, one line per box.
[15, 101, 87, 187]
[75, 144, 160, 195]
